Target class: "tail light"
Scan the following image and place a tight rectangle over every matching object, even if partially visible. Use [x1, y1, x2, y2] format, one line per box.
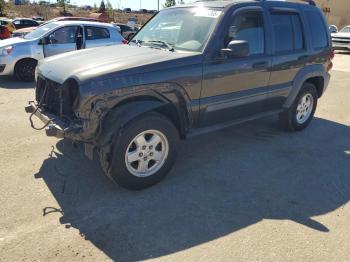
[122, 39, 128, 44]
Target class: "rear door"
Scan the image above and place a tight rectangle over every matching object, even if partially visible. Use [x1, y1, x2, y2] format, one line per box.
[43, 26, 80, 57]
[84, 26, 117, 48]
[266, 4, 309, 109]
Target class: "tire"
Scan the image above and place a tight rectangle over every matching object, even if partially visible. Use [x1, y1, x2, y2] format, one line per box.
[101, 112, 180, 190]
[14, 59, 37, 82]
[279, 82, 318, 131]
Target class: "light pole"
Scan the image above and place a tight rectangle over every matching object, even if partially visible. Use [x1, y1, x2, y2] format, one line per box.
[158, 0, 160, 11]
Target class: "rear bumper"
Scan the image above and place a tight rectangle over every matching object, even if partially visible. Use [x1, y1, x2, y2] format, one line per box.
[25, 101, 80, 139]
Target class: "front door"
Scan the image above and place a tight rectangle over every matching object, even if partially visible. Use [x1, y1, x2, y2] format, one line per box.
[43, 26, 82, 57]
[199, 8, 271, 127]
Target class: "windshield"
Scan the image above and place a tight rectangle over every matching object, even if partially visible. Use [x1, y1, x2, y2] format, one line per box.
[340, 27, 350, 33]
[131, 7, 222, 52]
[24, 23, 58, 40]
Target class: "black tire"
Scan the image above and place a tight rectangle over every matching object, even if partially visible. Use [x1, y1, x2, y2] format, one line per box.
[14, 59, 37, 82]
[101, 112, 180, 190]
[279, 82, 318, 131]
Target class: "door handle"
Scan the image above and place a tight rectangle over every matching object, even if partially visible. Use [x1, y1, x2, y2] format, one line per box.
[252, 61, 268, 69]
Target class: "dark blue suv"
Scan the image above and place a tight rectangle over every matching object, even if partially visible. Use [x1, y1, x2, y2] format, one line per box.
[28, 0, 333, 189]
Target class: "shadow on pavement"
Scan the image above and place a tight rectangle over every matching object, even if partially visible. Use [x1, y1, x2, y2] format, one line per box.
[0, 76, 34, 89]
[35, 117, 350, 261]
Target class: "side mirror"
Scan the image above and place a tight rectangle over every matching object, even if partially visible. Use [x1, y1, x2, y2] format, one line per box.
[221, 40, 249, 58]
[38, 37, 48, 45]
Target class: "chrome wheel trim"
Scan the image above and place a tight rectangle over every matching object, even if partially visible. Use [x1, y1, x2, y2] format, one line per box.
[296, 93, 314, 124]
[125, 130, 169, 178]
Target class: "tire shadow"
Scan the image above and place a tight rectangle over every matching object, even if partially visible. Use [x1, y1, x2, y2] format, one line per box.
[34, 117, 350, 261]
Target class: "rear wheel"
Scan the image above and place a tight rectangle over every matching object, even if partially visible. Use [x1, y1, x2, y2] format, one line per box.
[279, 82, 318, 131]
[101, 112, 180, 190]
[14, 59, 37, 82]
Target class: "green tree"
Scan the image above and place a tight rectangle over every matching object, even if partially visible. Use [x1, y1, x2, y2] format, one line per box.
[163, 0, 176, 8]
[99, 0, 106, 13]
[56, 0, 70, 13]
[106, 0, 114, 20]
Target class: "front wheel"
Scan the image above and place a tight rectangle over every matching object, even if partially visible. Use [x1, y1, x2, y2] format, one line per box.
[101, 112, 180, 190]
[14, 59, 37, 82]
[279, 83, 318, 131]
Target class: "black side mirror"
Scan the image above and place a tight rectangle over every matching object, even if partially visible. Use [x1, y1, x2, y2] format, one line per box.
[221, 40, 250, 58]
[38, 37, 48, 45]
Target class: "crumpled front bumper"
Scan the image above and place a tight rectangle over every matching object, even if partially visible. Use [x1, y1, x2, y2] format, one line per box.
[25, 101, 78, 139]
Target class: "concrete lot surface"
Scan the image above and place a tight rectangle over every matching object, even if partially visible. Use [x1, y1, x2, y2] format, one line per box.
[0, 54, 349, 261]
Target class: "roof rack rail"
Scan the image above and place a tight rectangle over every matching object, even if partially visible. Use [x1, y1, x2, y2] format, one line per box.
[258, 0, 316, 6]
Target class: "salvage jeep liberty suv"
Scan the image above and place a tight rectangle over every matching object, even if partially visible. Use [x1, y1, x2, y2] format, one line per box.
[26, 0, 333, 190]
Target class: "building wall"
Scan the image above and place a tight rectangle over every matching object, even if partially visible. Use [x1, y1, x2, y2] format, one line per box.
[314, 0, 350, 28]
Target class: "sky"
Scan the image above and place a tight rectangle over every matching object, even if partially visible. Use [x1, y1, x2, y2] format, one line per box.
[69, 0, 194, 10]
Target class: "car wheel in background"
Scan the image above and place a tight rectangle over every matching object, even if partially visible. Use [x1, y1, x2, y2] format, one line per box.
[14, 59, 37, 82]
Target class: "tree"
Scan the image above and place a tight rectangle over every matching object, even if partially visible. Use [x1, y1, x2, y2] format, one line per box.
[56, 0, 70, 14]
[0, 0, 5, 15]
[163, 0, 176, 8]
[99, 0, 106, 13]
[106, 0, 114, 20]
[178, 0, 185, 4]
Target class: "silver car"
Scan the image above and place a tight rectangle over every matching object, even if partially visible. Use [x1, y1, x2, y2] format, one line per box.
[332, 26, 350, 52]
[0, 21, 124, 81]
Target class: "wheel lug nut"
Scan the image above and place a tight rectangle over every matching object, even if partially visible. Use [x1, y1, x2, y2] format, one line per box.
[150, 152, 154, 157]
[142, 146, 146, 150]
[143, 157, 147, 161]
[149, 145, 153, 149]
[139, 153, 143, 157]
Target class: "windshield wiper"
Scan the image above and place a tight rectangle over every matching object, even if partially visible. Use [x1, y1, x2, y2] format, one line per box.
[145, 40, 175, 52]
[130, 39, 143, 46]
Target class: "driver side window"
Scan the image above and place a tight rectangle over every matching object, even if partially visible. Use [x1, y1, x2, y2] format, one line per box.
[226, 11, 265, 55]
[48, 26, 78, 44]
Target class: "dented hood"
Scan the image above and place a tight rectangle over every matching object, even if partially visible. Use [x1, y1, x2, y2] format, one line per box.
[37, 44, 200, 84]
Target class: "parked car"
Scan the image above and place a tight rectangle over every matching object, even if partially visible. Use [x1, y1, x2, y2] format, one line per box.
[11, 17, 106, 37]
[0, 25, 11, 39]
[0, 21, 124, 81]
[123, 8, 132, 13]
[332, 26, 350, 51]
[0, 18, 16, 33]
[26, 0, 333, 190]
[12, 18, 40, 29]
[112, 23, 137, 40]
[32, 16, 45, 22]
[12, 26, 37, 38]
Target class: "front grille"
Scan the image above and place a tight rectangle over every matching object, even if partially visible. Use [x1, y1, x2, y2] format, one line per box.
[35, 76, 79, 119]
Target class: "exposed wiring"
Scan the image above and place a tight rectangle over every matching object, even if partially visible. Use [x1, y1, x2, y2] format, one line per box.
[29, 84, 56, 130]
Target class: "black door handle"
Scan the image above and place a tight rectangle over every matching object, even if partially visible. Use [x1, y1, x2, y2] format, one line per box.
[252, 61, 268, 69]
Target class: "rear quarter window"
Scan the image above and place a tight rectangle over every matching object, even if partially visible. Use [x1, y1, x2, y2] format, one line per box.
[305, 10, 328, 49]
[85, 26, 110, 40]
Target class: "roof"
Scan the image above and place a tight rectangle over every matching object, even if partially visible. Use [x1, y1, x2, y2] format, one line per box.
[50, 20, 115, 28]
[168, 0, 254, 9]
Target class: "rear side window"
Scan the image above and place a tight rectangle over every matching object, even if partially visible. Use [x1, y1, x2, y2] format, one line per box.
[85, 26, 110, 40]
[305, 11, 328, 49]
[271, 13, 304, 53]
